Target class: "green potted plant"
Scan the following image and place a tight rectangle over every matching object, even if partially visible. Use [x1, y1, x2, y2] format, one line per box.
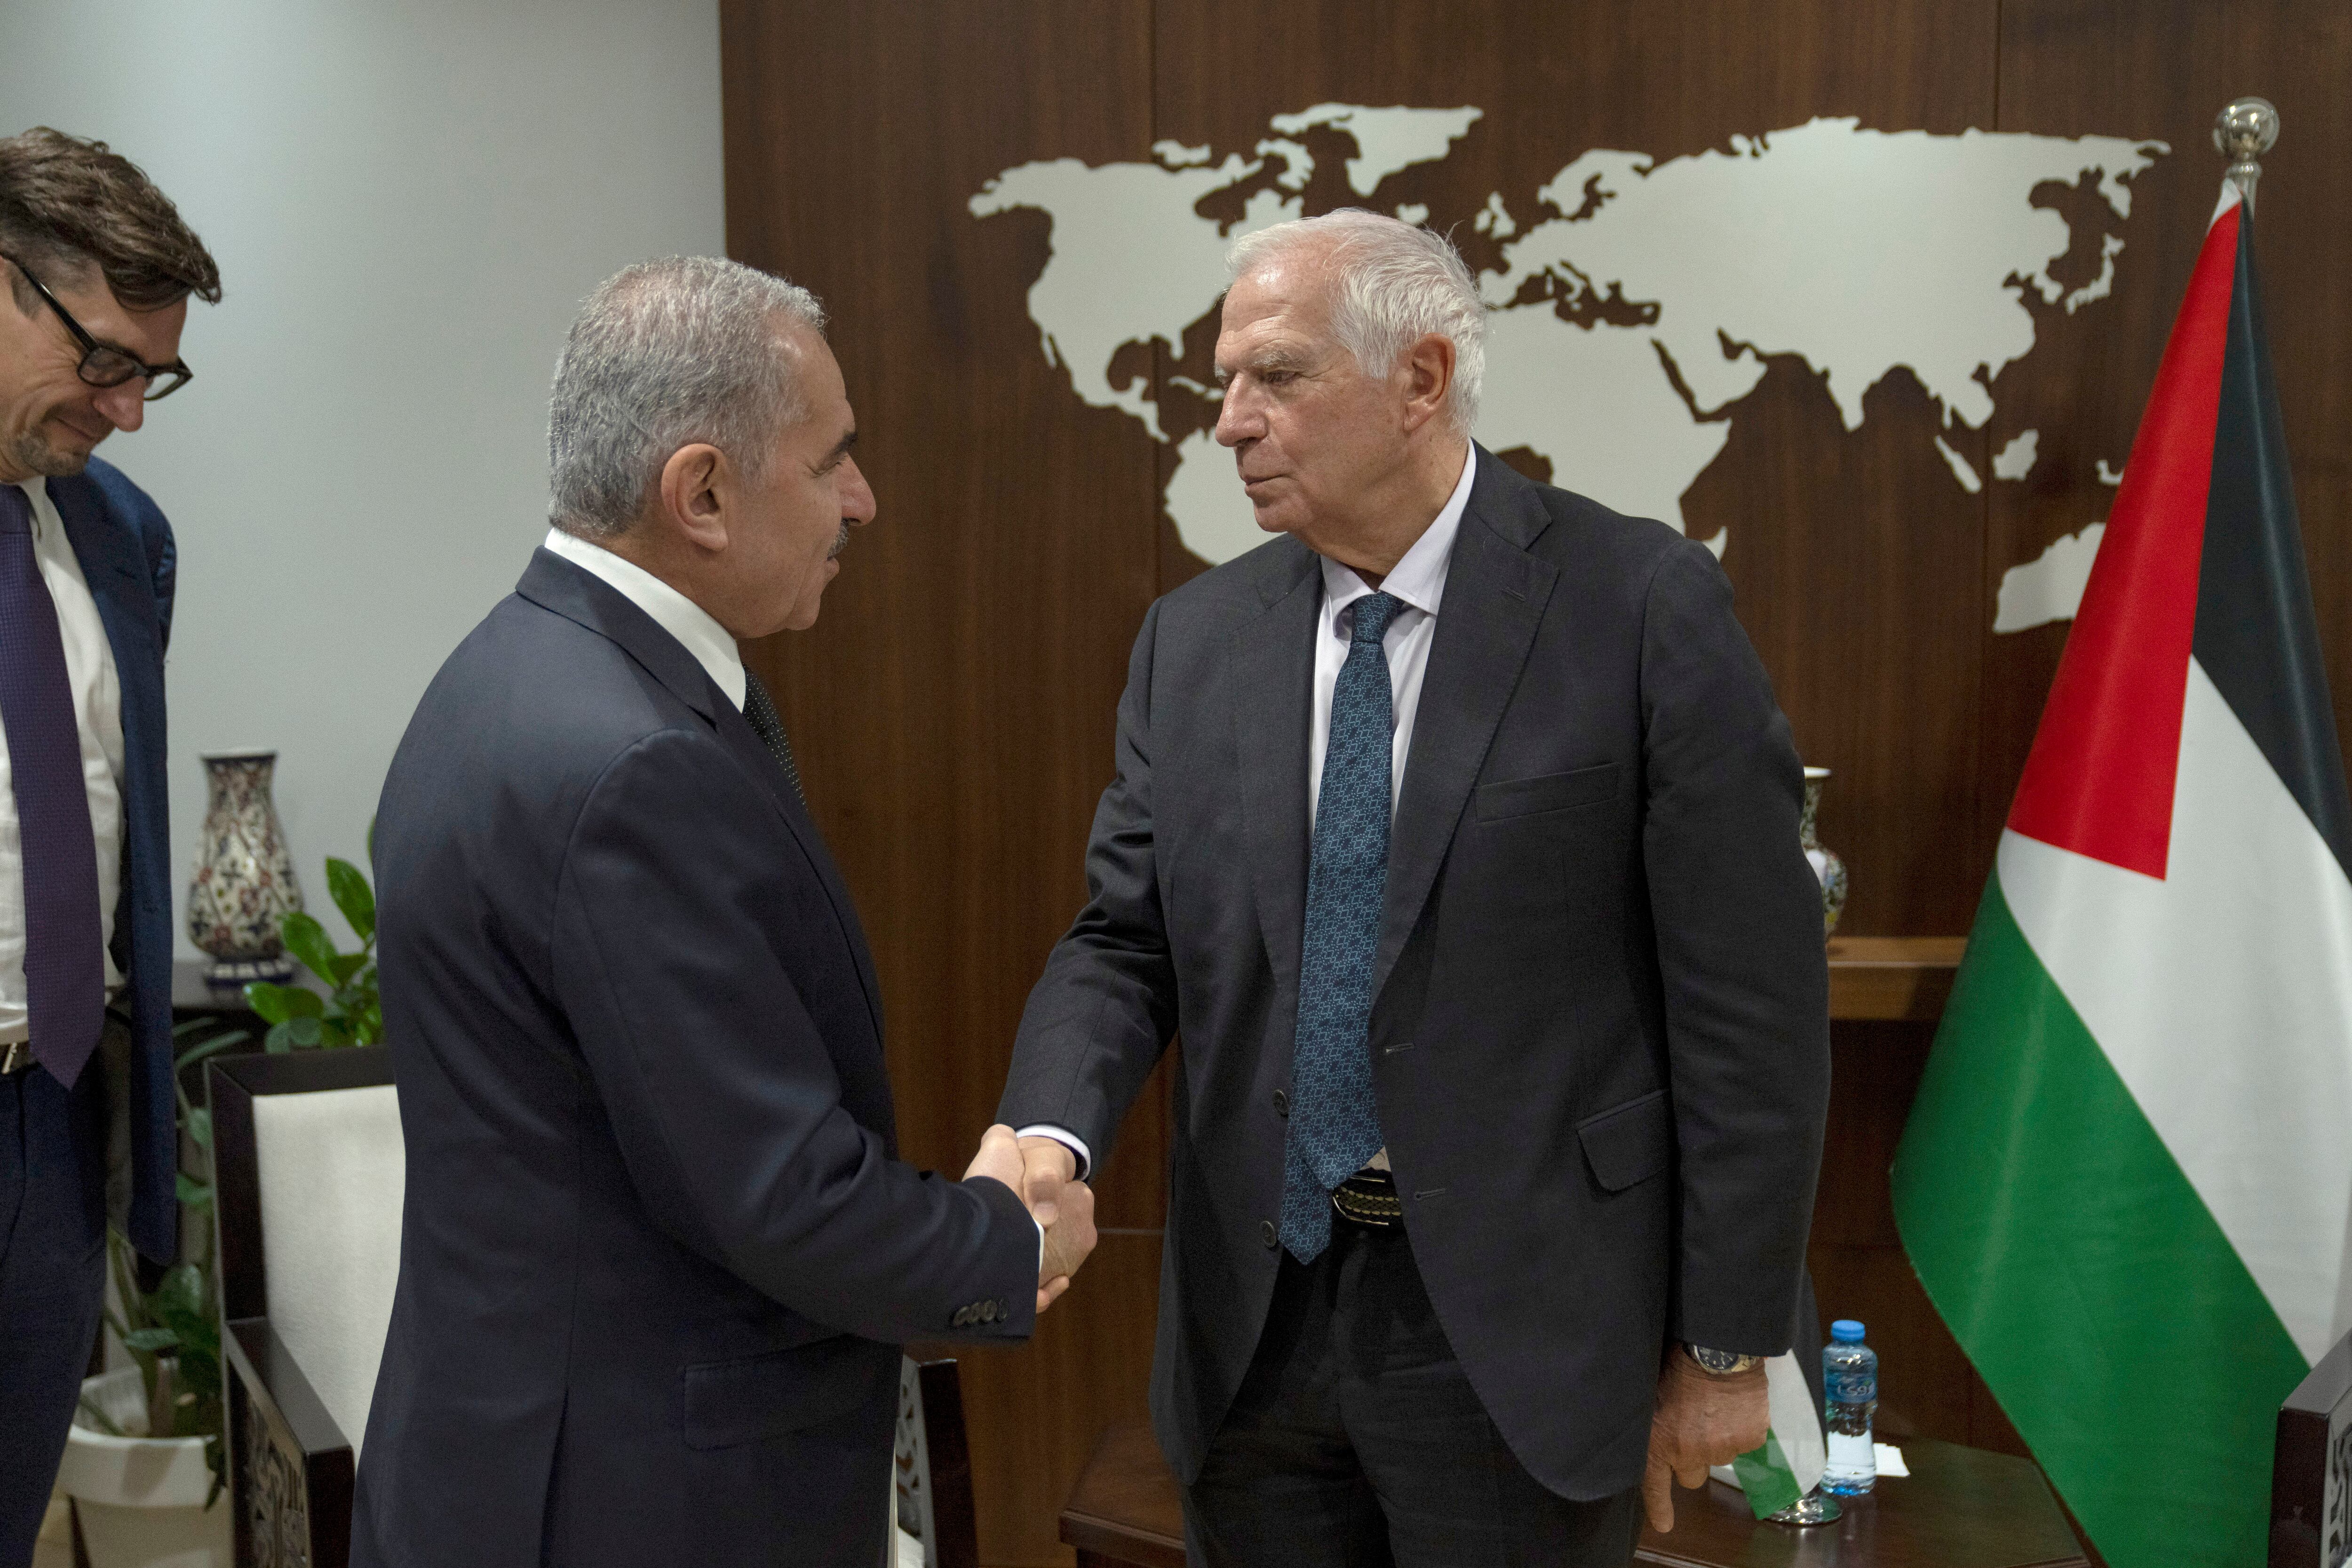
[57, 1018, 245, 1564]
[243, 854, 380, 1050]
[57, 852, 378, 1566]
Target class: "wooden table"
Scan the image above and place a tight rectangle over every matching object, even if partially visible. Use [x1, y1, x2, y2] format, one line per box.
[1827, 937, 1966, 1022]
[172, 955, 272, 1040]
[1062, 1424, 1185, 1568]
[1061, 1424, 2089, 1568]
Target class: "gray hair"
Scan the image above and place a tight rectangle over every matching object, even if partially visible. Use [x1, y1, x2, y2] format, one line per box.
[548, 256, 826, 539]
[1226, 210, 1484, 433]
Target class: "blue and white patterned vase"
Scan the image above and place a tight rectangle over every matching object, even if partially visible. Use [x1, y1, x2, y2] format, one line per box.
[1802, 766, 1848, 940]
[187, 749, 303, 984]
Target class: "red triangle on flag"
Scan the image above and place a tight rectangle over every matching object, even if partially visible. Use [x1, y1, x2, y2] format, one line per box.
[2006, 199, 2241, 879]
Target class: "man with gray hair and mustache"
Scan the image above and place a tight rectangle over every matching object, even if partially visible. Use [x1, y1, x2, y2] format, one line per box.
[355, 256, 1094, 1568]
[1000, 210, 1828, 1563]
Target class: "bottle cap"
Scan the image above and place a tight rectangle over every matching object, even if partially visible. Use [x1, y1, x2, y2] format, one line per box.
[1830, 1319, 1866, 1343]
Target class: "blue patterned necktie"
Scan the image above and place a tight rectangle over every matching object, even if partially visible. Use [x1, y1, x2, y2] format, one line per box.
[0, 485, 104, 1088]
[1280, 589, 1403, 1262]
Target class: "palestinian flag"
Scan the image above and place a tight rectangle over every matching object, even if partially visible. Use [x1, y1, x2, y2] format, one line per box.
[1892, 181, 2352, 1568]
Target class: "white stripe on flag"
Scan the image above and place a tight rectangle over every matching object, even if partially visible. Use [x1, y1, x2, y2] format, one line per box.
[1705, 1353, 1824, 1496]
[2000, 657, 2352, 1358]
[1764, 1352, 1825, 1493]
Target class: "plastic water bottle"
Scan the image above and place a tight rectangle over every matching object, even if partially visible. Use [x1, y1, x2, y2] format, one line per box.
[1822, 1319, 1877, 1495]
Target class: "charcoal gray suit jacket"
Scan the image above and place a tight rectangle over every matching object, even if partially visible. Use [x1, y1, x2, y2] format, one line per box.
[998, 448, 1830, 1501]
[354, 549, 1040, 1568]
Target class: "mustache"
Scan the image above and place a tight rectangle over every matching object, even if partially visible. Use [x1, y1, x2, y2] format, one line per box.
[826, 521, 852, 559]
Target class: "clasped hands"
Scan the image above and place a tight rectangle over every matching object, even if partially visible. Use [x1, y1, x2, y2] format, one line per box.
[963, 1126, 1098, 1313]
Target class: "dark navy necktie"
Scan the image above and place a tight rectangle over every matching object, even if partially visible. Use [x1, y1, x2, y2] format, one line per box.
[741, 673, 808, 808]
[0, 485, 104, 1088]
[1280, 590, 1404, 1262]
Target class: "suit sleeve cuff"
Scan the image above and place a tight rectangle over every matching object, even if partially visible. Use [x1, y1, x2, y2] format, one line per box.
[1014, 1124, 1091, 1182]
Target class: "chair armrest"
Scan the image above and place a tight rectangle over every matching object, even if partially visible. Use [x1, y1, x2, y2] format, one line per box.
[224, 1316, 354, 1568]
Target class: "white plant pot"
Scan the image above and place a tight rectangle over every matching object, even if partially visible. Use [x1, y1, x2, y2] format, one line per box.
[56, 1369, 231, 1568]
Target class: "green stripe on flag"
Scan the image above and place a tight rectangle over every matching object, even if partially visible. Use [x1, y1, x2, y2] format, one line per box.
[1730, 1432, 1803, 1518]
[1893, 873, 2308, 1568]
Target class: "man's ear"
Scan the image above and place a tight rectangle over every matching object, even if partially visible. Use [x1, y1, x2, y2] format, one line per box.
[655, 443, 731, 551]
[1397, 333, 1456, 436]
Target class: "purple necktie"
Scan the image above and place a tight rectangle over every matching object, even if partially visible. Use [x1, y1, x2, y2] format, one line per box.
[0, 485, 104, 1088]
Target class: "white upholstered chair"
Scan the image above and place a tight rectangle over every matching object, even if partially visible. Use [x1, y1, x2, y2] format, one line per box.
[207, 1047, 975, 1568]
[209, 1047, 402, 1568]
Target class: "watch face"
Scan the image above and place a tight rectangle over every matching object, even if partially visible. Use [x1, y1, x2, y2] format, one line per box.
[1689, 1346, 1755, 1375]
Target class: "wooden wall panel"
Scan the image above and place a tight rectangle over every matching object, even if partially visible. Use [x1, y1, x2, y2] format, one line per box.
[1808, 1022, 2028, 1456]
[1146, 0, 2005, 939]
[723, 4, 1167, 1561]
[1982, 0, 2352, 864]
[722, 4, 2352, 1560]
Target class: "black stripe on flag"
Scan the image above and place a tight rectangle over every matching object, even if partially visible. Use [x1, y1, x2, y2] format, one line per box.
[2192, 208, 2352, 883]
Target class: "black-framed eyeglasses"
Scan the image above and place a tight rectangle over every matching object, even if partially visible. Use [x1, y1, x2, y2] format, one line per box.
[3, 254, 192, 401]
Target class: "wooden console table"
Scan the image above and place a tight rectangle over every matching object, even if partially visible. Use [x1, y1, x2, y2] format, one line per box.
[1828, 937, 1966, 1021]
[1061, 1423, 2088, 1568]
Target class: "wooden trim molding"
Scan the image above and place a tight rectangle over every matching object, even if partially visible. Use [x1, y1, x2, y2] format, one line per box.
[1828, 937, 1967, 1021]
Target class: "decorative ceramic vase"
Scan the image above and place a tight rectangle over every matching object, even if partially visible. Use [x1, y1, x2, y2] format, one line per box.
[1802, 766, 1848, 940]
[187, 750, 302, 984]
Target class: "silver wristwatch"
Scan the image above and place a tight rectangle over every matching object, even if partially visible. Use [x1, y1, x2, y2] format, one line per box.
[1684, 1344, 1763, 1377]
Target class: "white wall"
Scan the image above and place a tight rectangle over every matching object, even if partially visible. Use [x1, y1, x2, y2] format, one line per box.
[0, 0, 726, 955]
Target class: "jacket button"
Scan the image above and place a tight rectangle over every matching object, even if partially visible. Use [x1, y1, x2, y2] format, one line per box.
[1260, 1220, 1278, 1249]
[1271, 1089, 1289, 1118]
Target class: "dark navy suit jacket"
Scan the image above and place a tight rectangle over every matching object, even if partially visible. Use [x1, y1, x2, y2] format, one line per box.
[354, 550, 1038, 1568]
[46, 456, 177, 1265]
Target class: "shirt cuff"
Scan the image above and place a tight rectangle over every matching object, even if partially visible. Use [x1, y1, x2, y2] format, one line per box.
[1013, 1124, 1092, 1182]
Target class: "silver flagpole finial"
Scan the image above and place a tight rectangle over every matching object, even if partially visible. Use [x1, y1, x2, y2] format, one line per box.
[2214, 96, 2280, 212]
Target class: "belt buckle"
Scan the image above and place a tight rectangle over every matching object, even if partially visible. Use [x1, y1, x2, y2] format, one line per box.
[1330, 1170, 1403, 1228]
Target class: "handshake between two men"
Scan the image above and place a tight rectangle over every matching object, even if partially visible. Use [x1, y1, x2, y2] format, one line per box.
[348, 224, 1829, 1568]
[963, 1127, 1099, 1313]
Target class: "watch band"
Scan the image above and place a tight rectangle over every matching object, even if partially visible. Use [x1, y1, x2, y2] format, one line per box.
[1684, 1344, 1764, 1377]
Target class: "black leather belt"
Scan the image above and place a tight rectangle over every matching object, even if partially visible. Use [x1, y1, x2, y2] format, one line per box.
[0, 1041, 36, 1077]
[1331, 1169, 1403, 1228]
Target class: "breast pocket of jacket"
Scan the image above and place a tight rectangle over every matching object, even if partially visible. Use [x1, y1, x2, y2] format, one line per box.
[680, 1335, 894, 1451]
[1473, 763, 1621, 824]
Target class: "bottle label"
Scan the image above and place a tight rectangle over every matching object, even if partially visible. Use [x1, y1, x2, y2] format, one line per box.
[1826, 1430, 1875, 1475]
[1826, 1372, 1876, 1403]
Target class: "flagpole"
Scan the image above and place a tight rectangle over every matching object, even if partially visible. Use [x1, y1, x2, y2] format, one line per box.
[2214, 96, 2280, 212]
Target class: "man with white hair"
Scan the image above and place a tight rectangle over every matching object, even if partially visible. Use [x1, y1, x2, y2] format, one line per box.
[1000, 211, 1828, 1564]
[354, 257, 1095, 1568]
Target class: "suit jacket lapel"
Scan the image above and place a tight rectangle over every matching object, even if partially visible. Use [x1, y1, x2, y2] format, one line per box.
[46, 478, 163, 825]
[1370, 451, 1558, 1007]
[517, 549, 886, 1046]
[47, 474, 155, 702]
[707, 691, 887, 1045]
[1232, 539, 1321, 994]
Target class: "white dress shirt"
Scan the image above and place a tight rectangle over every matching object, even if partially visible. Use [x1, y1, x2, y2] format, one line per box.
[0, 480, 127, 1046]
[1028, 445, 1477, 1179]
[1308, 444, 1474, 828]
[542, 528, 746, 710]
[541, 528, 1043, 1260]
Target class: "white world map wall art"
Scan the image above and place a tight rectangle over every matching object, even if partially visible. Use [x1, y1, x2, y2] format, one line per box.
[969, 108, 2168, 634]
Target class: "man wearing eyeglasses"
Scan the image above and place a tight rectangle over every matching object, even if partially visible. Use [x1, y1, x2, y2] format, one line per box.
[0, 126, 217, 1565]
